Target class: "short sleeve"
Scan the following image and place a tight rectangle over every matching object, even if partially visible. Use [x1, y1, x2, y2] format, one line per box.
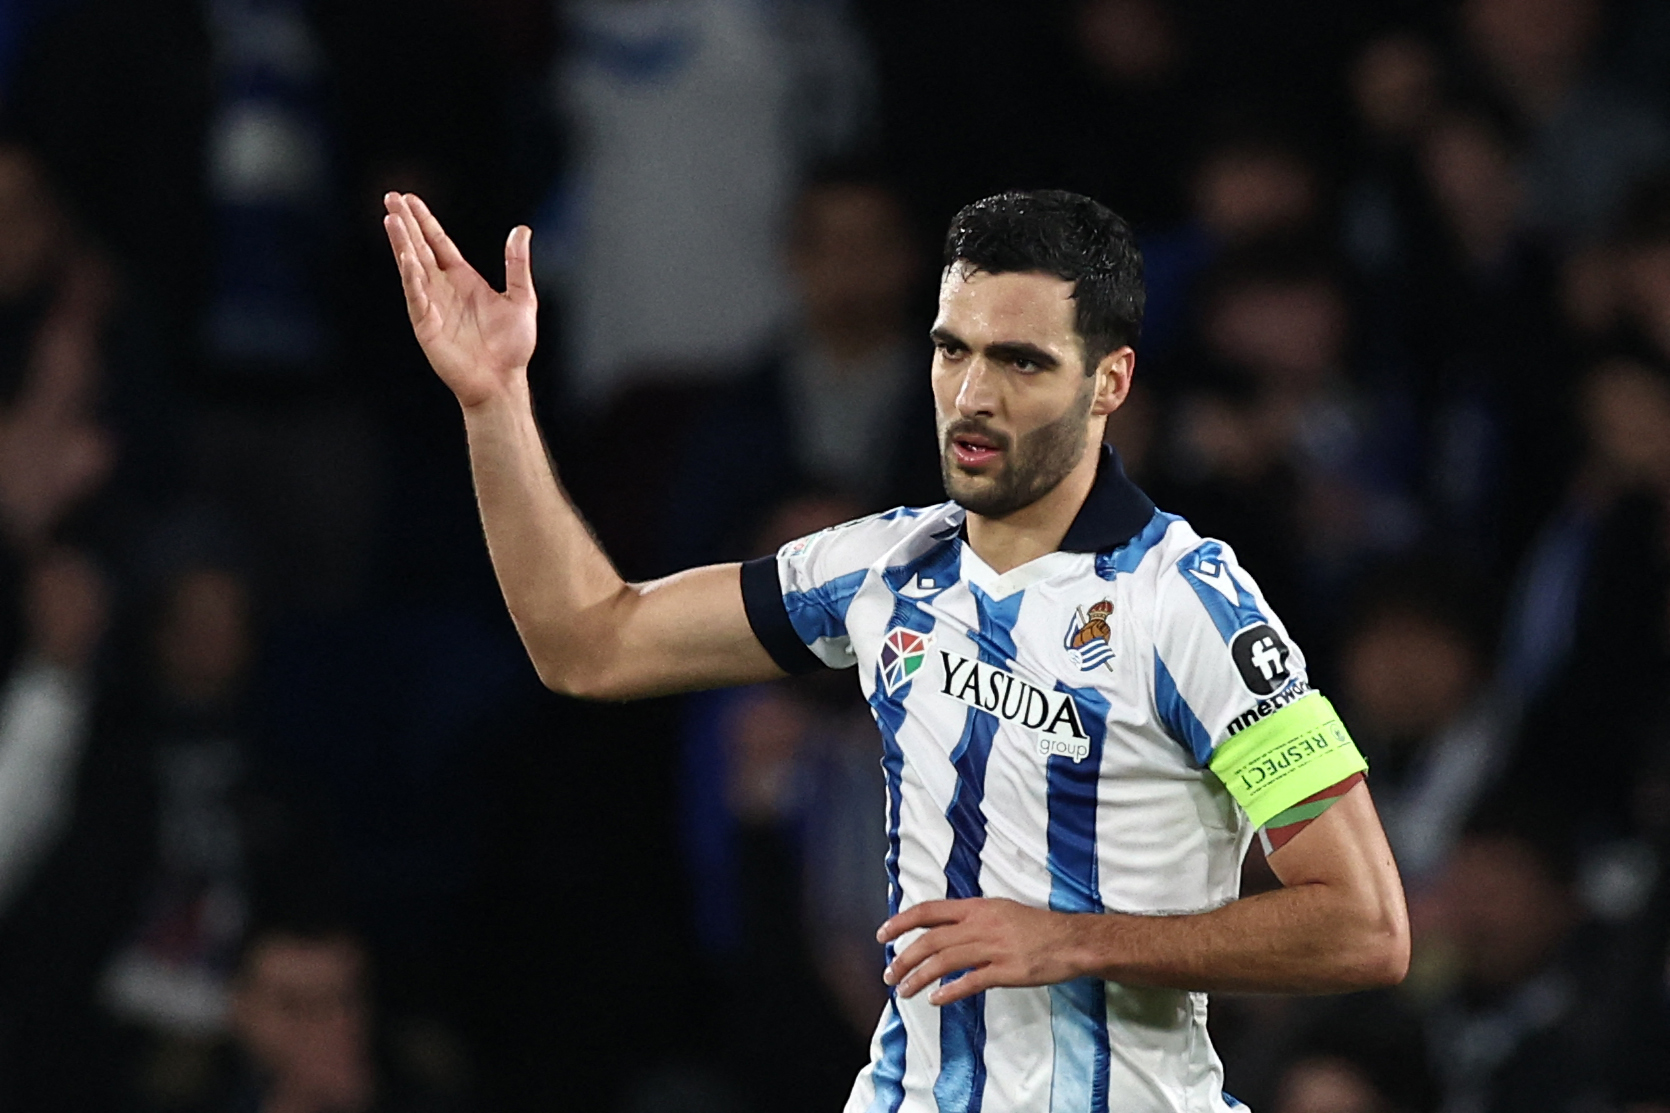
[740, 513, 897, 673]
[1152, 539, 1310, 757]
[1151, 538, 1366, 826]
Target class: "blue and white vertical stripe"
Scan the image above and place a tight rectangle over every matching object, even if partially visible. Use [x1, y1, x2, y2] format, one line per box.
[792, 502, 1261, 1113]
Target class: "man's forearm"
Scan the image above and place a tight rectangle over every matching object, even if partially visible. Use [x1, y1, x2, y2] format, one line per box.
[1067, 878, 1407, 994]
[461, 381, 628, 691]
[884, 782, 1409, 1004]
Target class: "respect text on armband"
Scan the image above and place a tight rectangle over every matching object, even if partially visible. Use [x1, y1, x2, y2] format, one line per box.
[1209, 693, 1367, 827]
[1231, 720, 1348, 795]
[1224, 678, 1313, 737]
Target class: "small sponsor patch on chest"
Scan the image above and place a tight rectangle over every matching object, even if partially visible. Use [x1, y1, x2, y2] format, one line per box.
[936, 650, 1092, 762]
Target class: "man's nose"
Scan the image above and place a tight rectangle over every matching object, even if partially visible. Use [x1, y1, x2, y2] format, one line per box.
[955, 357, 1000, 418]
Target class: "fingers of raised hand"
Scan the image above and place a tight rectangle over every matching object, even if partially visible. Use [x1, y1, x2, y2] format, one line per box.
[384, 193, 440, 278]
[381, 216, 427, 320]
[395, 249, 433, 329]
[382, 205, 408, 257]
[406, 193, 468, 270]
[504, 226, 535, 306]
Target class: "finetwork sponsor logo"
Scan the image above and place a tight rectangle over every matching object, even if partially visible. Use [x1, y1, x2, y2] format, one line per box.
[1230, 623, 1292, 695]
[1224, 678, 1313, 736]
[936, 650, 1092, 762]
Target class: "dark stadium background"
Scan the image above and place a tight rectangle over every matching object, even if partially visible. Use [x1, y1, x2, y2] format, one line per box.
[0, 0, 1666, 1110]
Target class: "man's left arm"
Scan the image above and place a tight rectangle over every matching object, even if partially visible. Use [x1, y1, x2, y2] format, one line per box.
[880, 777, 1408, 1004]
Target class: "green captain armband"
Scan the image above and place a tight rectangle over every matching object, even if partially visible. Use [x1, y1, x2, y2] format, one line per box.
[1206, 693, 1368, 829]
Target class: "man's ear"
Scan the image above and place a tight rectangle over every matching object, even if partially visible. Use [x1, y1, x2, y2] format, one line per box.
[1090, 347, 1135, 416]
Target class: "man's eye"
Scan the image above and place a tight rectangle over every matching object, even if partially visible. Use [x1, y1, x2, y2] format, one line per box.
[1014, 358, 1038, 372]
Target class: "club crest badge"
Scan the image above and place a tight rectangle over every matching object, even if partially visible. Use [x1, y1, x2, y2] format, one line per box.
[880, 628, 933, 695]
[1064, 600, 1116, 672]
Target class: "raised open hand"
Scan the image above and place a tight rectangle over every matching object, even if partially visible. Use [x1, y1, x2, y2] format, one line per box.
[383, 192, 537, 409]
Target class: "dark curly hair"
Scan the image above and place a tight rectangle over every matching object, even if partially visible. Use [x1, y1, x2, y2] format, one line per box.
[943, 190, 1145, 372]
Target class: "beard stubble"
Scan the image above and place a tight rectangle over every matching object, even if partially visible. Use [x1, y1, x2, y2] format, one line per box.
[939, 377, 1094, 519]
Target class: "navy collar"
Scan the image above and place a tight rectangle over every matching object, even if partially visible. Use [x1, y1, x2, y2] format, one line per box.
[1057, 444, 1156, 553]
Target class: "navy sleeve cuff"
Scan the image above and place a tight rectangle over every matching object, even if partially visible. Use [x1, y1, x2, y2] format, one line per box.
[740, 556, 823, 676]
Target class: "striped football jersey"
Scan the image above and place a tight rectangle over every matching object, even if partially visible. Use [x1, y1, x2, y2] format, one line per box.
[739, 445, 1362, 1113]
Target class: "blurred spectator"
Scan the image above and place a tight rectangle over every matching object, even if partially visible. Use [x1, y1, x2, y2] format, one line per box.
[1347, 59, 1576, 578]
[1400, 103, 1573, 574]
[0, 548, 107, 914]
[1141, 128, 1327, 362]
[215, 919, 463, 1113]
[1058, 0, 1200, 231]
[226, 924, 377, 1113]
[99, 564, 270, 1043]
[1574, 175, 1670, 357]
[11, 0, 511, 376]
[188, 0, 371, 615]
[199, 0, 339, 381]
[1421, 814, 1611, 1113]
[1496, 355, 1670, 832]
[1268, 996, 1437, 1113]
[681, 492, 884, 1113]
[1459, 0, 1670, 245]
[542, 0, 874, 410]
[1342, 31, 1442, 362]
[1342, 30, 1442, 270]
[1603, 697, 1670, 1108]
[1354, 33, 1445, 155]
[1162, 244, 1416, 649]
[1190, 134, 1325, 250]
[663, 172, 939, 568]
[1339, 566, 1499, 886]
[1274, 1058, 1392, 1113]
[9, 0, 516, 615]
[0, 141, 115, 649]
[0, 556, 343, 1112]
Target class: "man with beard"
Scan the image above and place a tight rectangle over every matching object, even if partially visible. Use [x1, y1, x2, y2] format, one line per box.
[383, 189, 1408, 1112]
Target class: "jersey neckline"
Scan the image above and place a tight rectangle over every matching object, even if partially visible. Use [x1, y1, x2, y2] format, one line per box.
[1057, 444, 1157, 554]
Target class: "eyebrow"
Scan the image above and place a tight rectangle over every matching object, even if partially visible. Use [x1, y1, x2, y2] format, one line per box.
[986, 342, 1061, 370]
[929, 328, 1063, 370]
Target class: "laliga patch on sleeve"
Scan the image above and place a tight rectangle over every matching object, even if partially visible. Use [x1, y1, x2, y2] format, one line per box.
[1207, 693, 1367, 828]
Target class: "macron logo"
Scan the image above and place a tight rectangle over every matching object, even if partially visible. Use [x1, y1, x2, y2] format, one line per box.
[1190, 558, 1242, 605]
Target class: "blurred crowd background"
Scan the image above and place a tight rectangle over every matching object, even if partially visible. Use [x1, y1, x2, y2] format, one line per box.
[0, 0, 1667, 1110]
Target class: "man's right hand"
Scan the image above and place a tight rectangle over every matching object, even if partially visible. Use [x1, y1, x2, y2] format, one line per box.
[379, 191, 784, 700]
[383, 192, 537, 409]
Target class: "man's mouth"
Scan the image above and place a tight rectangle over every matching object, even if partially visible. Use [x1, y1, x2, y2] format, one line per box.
[950, 430, 1004, 470]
